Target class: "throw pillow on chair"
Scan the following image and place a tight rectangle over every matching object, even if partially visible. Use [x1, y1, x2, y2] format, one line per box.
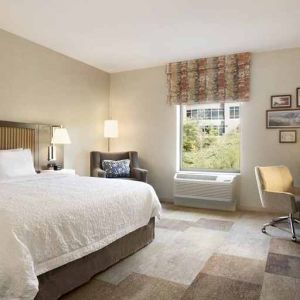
[102, 159, 130, 178]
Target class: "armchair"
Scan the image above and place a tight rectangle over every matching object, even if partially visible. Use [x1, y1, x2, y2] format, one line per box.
[255, 166, 300, 241]
[90, 151, 148, 182]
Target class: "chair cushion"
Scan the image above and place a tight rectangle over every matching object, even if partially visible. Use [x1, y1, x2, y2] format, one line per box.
[102, 159, 130, 178]
[259, 166, 293, 192]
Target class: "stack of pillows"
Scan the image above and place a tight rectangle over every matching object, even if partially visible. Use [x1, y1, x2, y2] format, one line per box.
[0, 148, 36, 179]
[0, 149, 132, 179]
[102, 159, 130, 178]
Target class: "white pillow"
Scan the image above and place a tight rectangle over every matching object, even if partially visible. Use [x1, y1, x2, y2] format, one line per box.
[0, 149, 36, 179]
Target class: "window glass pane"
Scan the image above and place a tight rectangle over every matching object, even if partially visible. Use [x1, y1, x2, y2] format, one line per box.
[235, 107, 239, 118]
[182, 103, 240, 171]
[205, 109, 211, 119]
[212, 109, 218, 120]
[198, 109, 205, 120]
[191, 109, 197, 119]
[229, 107, 234, 119]
[219, 109, 224, 119]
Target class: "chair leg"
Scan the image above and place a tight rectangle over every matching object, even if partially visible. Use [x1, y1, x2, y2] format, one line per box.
[261, 216, 288, 233]
[273, 216, 289, 222]
[262, 215, 298, 241]
[288, 213, 297, 242]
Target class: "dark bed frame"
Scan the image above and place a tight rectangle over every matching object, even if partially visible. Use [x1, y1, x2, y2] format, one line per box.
[36, 218, 155, 299]
[0, 121, 156, 300]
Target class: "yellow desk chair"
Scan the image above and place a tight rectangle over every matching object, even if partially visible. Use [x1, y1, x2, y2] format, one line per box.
[255, 166, 300, 242]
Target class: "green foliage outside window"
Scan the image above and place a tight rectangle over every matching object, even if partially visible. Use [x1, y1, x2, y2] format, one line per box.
[182, 119, 240, 171]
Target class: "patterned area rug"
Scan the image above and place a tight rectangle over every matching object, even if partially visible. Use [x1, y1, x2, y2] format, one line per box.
[62, 204, 300, 300]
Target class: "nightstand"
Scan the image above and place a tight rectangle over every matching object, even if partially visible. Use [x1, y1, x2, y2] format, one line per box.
[41, 169, 76, 175]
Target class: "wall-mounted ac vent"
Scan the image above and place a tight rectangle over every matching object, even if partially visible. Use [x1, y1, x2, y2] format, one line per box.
[174, 172, 239, 211]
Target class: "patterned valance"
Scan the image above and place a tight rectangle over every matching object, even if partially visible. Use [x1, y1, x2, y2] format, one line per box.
[166, 52, 251, 105]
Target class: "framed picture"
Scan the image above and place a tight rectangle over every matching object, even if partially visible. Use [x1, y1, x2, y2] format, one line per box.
[297, 88, 300, 107]
[279, 130, 297, 143]
[271, 95, 292, 108]
[266, 109, 300, 128]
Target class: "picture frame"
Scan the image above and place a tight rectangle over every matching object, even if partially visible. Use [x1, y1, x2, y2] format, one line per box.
[297, 88, 300, 107]
[279, 130, 297, 143]
[271, 95, 292, 109]
[266, 109, 300, 128]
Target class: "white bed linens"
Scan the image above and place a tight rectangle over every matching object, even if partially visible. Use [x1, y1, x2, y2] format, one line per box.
[0, 174, 161, 300]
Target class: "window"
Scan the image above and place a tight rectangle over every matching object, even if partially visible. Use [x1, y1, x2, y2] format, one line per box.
[186, 108, 225, 120]
[181, 103, 240, 172]
[229, 106, 239, 119]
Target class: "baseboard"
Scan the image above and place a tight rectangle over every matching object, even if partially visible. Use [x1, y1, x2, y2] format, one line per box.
[237, 204, 267, 212]
[159, 197, 174, 204]
[237, 204, 293, 214]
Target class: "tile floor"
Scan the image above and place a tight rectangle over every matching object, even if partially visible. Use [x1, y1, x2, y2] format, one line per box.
[63, 204, 300, 300]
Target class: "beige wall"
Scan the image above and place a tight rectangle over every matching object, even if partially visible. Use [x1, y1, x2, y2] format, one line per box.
[240, 48, 300, 210]
[110, 48, 300, 211]
[0, 29, 110, 176]
[110, 67, 177, 200]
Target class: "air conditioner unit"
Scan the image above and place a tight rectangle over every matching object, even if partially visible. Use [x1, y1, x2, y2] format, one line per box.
[174, 172, 239, 211]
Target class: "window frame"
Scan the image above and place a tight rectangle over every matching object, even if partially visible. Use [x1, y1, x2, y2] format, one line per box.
[229, 106, 240, 119]
[179, 105, 240, 173]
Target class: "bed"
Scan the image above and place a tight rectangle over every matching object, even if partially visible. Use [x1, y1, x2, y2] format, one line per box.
[0, 121, 161, 300]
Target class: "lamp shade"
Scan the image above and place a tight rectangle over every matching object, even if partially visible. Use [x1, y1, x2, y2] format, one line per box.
[51, 127, 71, 144]
[104, 120, 118, 138]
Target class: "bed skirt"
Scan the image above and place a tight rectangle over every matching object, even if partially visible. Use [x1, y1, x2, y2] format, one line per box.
[35, 217, 155, 300]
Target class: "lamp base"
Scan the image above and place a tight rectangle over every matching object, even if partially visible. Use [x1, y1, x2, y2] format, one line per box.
[48, 145, 57, 161]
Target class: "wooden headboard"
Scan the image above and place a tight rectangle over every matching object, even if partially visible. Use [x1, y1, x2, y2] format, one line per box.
[0, 121, 39, 168]
[0, 120, 64, 170]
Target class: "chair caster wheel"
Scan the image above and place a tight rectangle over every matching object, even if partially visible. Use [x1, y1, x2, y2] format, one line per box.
[262, 228, 266, 233]
[292, 236, 297, 242]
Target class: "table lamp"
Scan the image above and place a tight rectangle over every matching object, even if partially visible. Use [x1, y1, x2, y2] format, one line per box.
[48, 127, 71, 169]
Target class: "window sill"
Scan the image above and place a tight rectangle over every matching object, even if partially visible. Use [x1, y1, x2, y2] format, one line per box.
[177, 170, 240, 177]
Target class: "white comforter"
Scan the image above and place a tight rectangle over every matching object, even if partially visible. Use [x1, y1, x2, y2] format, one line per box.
[0, 174, 161, 300]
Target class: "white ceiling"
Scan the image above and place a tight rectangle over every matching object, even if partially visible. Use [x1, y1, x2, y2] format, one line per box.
[0, 0, 300, 73]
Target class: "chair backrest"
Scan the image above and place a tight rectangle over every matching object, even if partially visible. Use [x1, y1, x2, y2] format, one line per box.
[99, 151, 131, 163]
[255, 166, 293, 207]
